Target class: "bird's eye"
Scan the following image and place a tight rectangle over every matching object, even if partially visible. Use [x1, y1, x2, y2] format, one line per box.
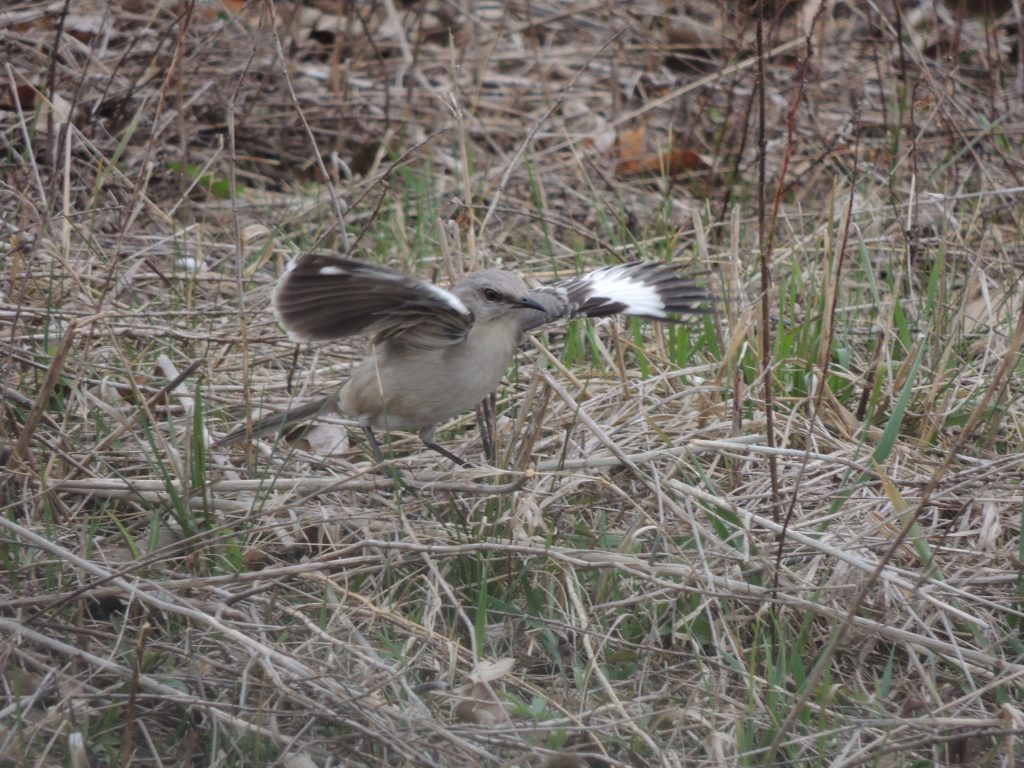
[482, 288, 500, 302]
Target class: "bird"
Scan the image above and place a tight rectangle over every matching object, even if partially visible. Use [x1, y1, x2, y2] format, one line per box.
[219, 254, 711, 464]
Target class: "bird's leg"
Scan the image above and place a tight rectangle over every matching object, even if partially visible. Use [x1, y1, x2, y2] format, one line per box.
[421, 439, 471, 467]
[360, 424, 386, 462]
[418, 426, 471, 467]
[362, 424, 412, 486]
[364, 423, 468, 468]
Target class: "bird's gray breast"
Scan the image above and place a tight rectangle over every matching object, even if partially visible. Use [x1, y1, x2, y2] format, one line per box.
[440, 316, 521, 413]
[338, 317, 521, 432]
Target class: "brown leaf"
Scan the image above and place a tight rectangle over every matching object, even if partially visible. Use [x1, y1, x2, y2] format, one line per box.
[0, 84, 36, 112]
[453, 682, 506, 725]
[219, 0, 249, 14]
[615, 126, 708, 177]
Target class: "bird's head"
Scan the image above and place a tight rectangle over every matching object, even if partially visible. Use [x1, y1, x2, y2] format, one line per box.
[455, 269, 545, 323]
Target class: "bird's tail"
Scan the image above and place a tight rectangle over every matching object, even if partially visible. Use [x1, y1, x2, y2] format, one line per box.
[214, 394, 338, 447]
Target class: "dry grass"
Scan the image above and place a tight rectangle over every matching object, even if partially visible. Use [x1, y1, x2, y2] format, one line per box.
[2, 0, 1024, 765]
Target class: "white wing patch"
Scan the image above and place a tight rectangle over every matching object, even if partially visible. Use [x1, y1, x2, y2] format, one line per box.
[318, 265, 347, 276]
[426, 283, 471, 315]
[584, 265, 667, 318]
[315, 266, 348, 278]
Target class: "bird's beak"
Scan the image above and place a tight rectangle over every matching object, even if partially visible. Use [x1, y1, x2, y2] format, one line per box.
[518, 295, 545, 312]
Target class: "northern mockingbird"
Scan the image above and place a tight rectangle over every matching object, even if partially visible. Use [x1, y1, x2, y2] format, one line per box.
[221, 255, 710, 464]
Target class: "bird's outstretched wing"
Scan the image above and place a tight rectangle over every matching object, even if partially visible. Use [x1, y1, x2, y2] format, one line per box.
[520, 261, 711, 332]
[273, 254, 475, 350]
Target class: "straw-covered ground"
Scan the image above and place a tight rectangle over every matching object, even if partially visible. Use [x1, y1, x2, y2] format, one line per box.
[2, 0, 1023, 765]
